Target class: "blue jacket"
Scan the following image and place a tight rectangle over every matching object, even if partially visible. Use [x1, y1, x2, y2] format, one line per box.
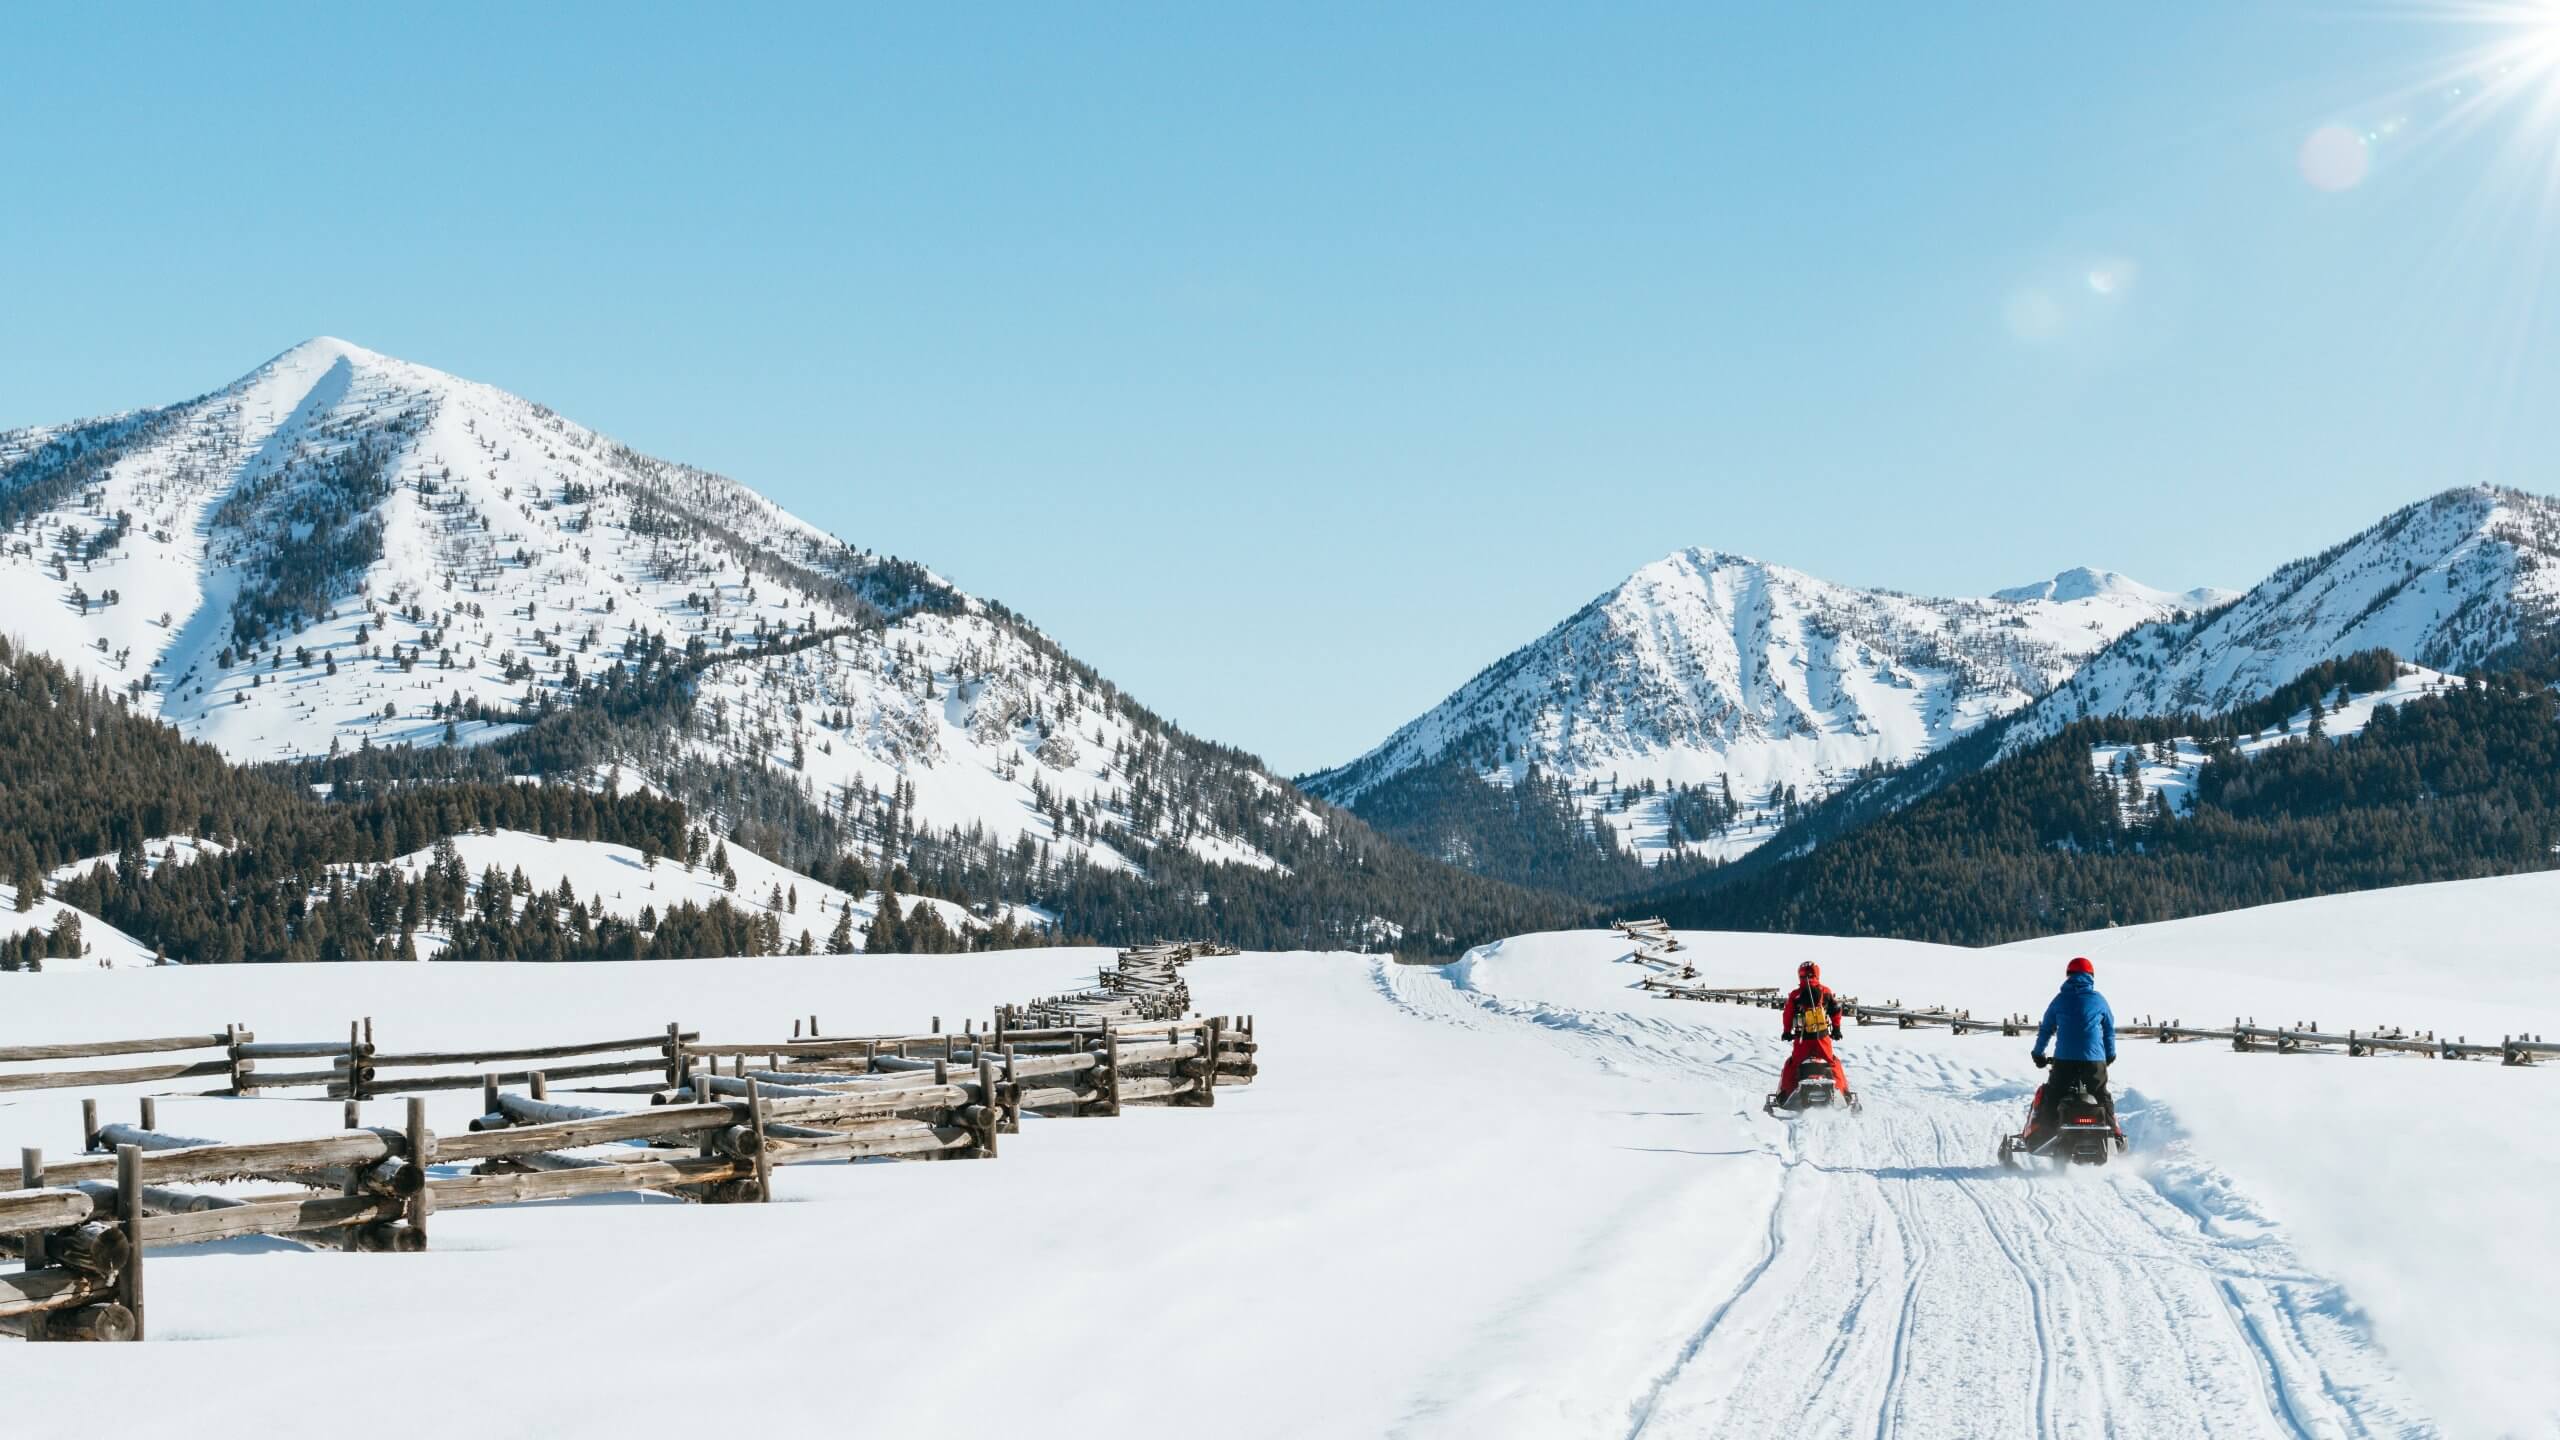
[2035, 973, 2116, 1063]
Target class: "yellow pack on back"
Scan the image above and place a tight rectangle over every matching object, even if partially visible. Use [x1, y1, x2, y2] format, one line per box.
[1799, 989, 1831, 1035]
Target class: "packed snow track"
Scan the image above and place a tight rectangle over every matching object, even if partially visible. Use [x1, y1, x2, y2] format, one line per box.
[1382, 952, 2438, 1439]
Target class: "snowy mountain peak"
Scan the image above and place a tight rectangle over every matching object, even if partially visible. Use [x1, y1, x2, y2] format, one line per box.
[0, 340, 1315, 880]
[2004, 484, 2560, 750]
[1993, 566, 2241, 610]
[1306, 547, 2221, 861]
[268, 334, 377, 368]
[1993, 567, 2142, 605]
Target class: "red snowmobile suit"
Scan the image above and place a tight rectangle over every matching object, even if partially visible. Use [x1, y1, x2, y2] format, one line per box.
[1777, 966, 1852, 1104]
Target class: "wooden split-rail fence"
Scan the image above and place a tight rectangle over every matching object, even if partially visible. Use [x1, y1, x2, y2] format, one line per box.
[1613, 918, 1696, 980]
[1622, 940, 2559, 1069]
[0, 942, 1258, 1343]
[1003, 940, 1238, 1029]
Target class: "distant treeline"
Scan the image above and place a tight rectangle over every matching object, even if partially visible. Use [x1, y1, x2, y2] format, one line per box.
[0, 638, 1029, 963]
[1667, 652, 2560, 944]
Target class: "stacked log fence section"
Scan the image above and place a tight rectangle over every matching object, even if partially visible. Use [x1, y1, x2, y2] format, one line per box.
[1612, 918, 1695, 980]
[0, 939, 1258, 1340]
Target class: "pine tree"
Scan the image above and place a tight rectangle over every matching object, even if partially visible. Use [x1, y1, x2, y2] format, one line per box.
[865, 890, 904, 953]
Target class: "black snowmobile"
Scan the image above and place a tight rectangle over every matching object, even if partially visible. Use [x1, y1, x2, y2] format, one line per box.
[1998, 1080, 2127, 1170]
[1764, 1057, 1862, 1116]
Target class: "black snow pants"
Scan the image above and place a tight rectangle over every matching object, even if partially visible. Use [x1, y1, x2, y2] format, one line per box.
[2031, 1059, 2114, 1135]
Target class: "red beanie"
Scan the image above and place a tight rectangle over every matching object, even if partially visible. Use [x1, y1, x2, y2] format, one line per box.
[2067, 956, 2095, 976]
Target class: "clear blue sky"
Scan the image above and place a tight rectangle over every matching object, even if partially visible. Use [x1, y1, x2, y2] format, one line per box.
[7, 4, 2559, 774]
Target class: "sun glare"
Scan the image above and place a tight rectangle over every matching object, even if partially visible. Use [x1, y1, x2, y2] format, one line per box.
[2322, 0, 2560, 470]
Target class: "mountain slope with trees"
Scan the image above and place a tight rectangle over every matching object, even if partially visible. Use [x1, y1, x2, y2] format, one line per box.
[1665, 652, 2560, 945]
[0, 341, 1573, 958]
[1304, 549, 2225, 896]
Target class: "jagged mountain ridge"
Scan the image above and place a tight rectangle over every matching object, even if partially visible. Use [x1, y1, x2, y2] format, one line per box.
[1304, 547, 2227, 868]
[0, 338, 1302, 886]
[2002, 485, 2560, 752]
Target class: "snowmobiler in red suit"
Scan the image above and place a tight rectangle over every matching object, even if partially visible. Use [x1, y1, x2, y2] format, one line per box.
[1776, 960, 1852, 1105]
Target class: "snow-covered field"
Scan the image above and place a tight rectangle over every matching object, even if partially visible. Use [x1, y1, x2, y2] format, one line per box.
[5, 877, 2557, 1437]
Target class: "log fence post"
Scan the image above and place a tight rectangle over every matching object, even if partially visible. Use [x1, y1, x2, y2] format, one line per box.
[975, 1056, 999, 1159]
[1002, 1043, 1019, 1132]
[19, 1148, 45, 1341]
[226, 1022, 248, 1095]
[138, 1097, 157, 1133]
[80, 1099, 99, 1153]
[116, 1144, 144, 1340]
[742, 1078, 772, 1201]
[403, 1097, 433, 1244]
[1103, 1032, 1123, 1117]
[662, 1022, 683, 1088]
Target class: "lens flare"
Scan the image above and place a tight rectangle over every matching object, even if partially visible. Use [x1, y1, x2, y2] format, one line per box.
[2330, 0, 2560, 475]
[2338, 2, 2560, 198]
[2299, 123, 2372, 189]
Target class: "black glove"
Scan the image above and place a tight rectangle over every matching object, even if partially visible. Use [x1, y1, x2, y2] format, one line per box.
[2031, 1053, 2050, 1069]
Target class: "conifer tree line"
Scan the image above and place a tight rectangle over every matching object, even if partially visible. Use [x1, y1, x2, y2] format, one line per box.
[0, 637, 1044, 963]
[268, 615, 1579, 957]
[1664, 652, 2560, 944]
[1, 627, 1562, 962]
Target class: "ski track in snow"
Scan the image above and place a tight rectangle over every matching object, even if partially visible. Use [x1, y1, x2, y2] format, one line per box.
[1376, 959, 2438, 1440]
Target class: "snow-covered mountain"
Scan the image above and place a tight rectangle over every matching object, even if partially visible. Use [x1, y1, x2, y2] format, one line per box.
[1992, 566, 2228, 609]
[1305, 548, 2227, 862]
[0, 338, 1311, 881]
[2003, 485, 2560, 751]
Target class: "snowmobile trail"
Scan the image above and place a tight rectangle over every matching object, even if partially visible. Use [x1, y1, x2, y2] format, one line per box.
[1382, 959, 2440, 1439]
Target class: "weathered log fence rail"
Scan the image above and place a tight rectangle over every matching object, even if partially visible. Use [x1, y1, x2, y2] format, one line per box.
[1631, 955, 2557, 1066]
[0, 1030, 247, 1097]
[0, 1023, 702, 1101]
[2, 941, 1259, 1341]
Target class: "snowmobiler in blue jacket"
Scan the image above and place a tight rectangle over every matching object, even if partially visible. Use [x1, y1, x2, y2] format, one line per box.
[2026, 957, 2121, 1140]
[2034, 959, 2116, 1064]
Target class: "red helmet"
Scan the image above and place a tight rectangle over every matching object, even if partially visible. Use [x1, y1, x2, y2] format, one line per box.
[1797, 960, 1821, 982]
[2067, 956, 2096, 977]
